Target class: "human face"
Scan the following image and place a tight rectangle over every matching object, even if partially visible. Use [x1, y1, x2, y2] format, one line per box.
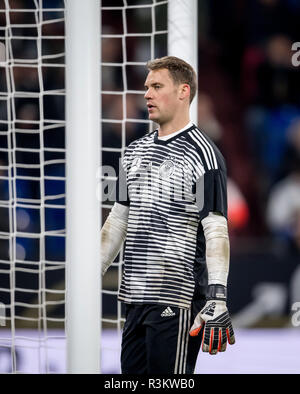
[144, 69, 181, 126]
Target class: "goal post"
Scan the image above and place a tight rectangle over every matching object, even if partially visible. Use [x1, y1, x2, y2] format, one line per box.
[168, 0, 198, 124]
[65, 0, 101, 374]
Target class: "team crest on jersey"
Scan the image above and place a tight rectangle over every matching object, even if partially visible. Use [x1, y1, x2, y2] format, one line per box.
[158, 160, 175, 179]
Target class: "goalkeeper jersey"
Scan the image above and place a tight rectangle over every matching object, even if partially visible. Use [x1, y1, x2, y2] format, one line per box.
[117, 123, 227, 309]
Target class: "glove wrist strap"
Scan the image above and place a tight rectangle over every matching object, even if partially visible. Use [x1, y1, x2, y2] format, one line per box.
[207, 284, 227, 301]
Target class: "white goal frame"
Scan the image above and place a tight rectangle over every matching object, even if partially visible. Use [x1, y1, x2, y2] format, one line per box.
[65, 0, 101, 374]
[64, 0, 198, 374]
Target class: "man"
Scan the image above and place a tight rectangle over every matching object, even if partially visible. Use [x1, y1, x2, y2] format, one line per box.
[100, 56, 235, 374]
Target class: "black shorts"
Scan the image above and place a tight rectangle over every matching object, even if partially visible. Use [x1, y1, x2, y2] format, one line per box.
[121, 300, 205, 374]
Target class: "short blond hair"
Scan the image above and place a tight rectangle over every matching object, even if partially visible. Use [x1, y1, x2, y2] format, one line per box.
[146, 56, 197, 103]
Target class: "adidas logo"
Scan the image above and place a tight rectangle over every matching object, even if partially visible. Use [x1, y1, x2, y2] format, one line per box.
[202, 302, 216, 317]
[161, 307, 176, 317]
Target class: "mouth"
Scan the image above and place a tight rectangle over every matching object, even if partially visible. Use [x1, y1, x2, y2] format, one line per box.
[147, 104, 156, 112]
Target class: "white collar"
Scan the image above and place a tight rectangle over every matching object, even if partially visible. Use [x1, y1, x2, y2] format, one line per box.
[157, 121, 193, 141]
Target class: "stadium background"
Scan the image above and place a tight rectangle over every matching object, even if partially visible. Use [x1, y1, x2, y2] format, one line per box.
[0, 0, 300, 373]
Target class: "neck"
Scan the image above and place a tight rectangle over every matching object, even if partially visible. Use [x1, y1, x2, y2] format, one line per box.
[158, 114, 191, 137]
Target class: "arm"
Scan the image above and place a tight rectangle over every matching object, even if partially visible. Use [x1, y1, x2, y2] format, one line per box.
[190, 212, 235, 354]
[202, 211, 229, 286]
[101, 202, 129, 276]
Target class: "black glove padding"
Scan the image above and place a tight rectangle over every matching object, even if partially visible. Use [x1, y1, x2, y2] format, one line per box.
[190, 285, 235, 355]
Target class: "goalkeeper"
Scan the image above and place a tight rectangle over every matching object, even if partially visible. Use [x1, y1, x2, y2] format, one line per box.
[101, 56, 235, 374]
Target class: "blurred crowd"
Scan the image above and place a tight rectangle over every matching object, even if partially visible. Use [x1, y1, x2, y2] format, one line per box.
[0, 0, 300, 323]
[197, 0, 300, 250]
[198, 0, 300, 322]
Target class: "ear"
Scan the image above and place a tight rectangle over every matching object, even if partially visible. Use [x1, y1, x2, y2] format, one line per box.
[179, 83, 190, 101]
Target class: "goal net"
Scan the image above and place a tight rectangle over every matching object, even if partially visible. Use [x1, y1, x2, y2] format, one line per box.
[0, 0, 67, 373]
[0, 0, 169, 374]
[0, 0, 196, 373]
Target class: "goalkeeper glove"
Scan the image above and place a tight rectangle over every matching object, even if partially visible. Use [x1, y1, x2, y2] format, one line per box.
[189, 284, 235, 355]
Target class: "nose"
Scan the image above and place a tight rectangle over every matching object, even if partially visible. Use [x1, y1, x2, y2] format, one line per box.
[144, 88, 151, 100]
